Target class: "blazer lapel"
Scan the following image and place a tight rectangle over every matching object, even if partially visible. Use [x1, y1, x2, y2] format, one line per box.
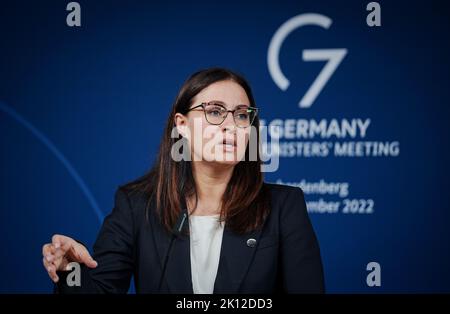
[149, 195, 265, 294]
[213, 226, 263, 293]
[150, 198, 193, 293]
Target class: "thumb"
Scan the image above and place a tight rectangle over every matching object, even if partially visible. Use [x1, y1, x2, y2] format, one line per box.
[73, 244, 98, 268]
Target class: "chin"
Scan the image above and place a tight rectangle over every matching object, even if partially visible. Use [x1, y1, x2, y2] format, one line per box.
[214, 159, 240, 166]
[212, 149, 246, 164]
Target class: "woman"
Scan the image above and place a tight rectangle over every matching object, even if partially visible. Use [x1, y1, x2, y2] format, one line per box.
[41, 67, 325, 293]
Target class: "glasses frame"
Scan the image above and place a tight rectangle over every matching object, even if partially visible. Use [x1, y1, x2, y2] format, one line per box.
[186, 101, 259, 128]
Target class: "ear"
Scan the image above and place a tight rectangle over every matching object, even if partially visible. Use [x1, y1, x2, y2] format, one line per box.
[174, 113, 189, 138]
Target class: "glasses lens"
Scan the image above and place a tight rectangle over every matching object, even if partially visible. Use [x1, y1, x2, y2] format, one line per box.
[234, 108, 256, 127]
[204, 103, 226, 124]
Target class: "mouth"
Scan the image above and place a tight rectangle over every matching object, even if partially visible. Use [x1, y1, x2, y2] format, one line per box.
[220, 138, 236, 151]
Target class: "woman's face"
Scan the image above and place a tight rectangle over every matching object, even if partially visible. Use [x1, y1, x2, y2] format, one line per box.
[175, 80, 252, 165]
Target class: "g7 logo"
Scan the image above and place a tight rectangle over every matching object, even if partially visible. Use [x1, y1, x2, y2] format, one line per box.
[268, 13, 347, 108]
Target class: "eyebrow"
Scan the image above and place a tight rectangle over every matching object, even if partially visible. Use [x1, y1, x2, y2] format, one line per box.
[208, 100, 251, 109]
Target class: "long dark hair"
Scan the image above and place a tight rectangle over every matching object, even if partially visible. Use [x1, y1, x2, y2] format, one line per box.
[123, 67, 270, 234]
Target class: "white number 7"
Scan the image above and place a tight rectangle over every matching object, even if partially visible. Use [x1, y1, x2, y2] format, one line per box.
[300, 48, 347, 108]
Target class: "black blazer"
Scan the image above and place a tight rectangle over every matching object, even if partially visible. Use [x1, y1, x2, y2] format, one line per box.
[56, 183, 325, 294]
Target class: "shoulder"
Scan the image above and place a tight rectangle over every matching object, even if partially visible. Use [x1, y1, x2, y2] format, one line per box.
[262, 182, 308, 221]
[263, 182, 305, 204]
[263, 181, 303, 193]
[112, 184, 152, 219]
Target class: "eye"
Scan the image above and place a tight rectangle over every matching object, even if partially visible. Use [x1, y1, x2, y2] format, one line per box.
[206, 105, 225, 117]
[235, 109, 250, 120]
[210, 110, 222, 117]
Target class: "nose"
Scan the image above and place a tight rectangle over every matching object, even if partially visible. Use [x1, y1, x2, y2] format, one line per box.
[221, 111, 236, 133]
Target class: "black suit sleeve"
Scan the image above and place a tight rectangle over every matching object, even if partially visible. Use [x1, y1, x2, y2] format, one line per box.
[55, 188, 135, 293]
[279, 187, 325, 293]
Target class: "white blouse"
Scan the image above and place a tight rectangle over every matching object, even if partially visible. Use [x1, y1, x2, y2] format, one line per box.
[189, 214, 225, 294]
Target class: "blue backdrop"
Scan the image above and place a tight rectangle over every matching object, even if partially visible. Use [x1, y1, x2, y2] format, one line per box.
[1, 0, 449, 293]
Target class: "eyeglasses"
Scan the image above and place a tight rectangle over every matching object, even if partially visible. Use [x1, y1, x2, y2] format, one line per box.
[186, 101, 258, 128]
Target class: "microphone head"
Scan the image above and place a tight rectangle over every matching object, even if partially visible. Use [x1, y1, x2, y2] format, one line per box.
[172, 209, 188, 236]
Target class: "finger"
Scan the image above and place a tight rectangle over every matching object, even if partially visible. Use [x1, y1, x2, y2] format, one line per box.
[74, 245, 98, 268]
[50, 250, 66, 270]
[44, 244, 64, 263]
[42, 243, 51, 256]
[43, 256, 50, 270]
[53, 239, 74, 261]
[52, 247, 66, 261]
[42, 243, 52, 259]
[43, 244, 67, 271]
[43, 244, 57, 263]
[52, 234, 72, 250]
[43, 256, 57, 275]
[73, 245, 97, 268]
[46, 261, 59, 283]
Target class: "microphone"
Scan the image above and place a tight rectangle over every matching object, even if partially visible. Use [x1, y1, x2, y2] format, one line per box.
[158, 208, 188, 292]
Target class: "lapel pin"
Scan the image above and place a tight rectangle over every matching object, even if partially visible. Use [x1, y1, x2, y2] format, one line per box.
[246, 238, 257, 248]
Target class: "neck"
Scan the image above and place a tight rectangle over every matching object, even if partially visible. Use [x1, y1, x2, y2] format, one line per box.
[188, 161, 234, 215]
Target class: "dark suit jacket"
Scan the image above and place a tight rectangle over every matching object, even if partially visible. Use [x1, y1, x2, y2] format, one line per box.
[56, 183, 325, 294]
